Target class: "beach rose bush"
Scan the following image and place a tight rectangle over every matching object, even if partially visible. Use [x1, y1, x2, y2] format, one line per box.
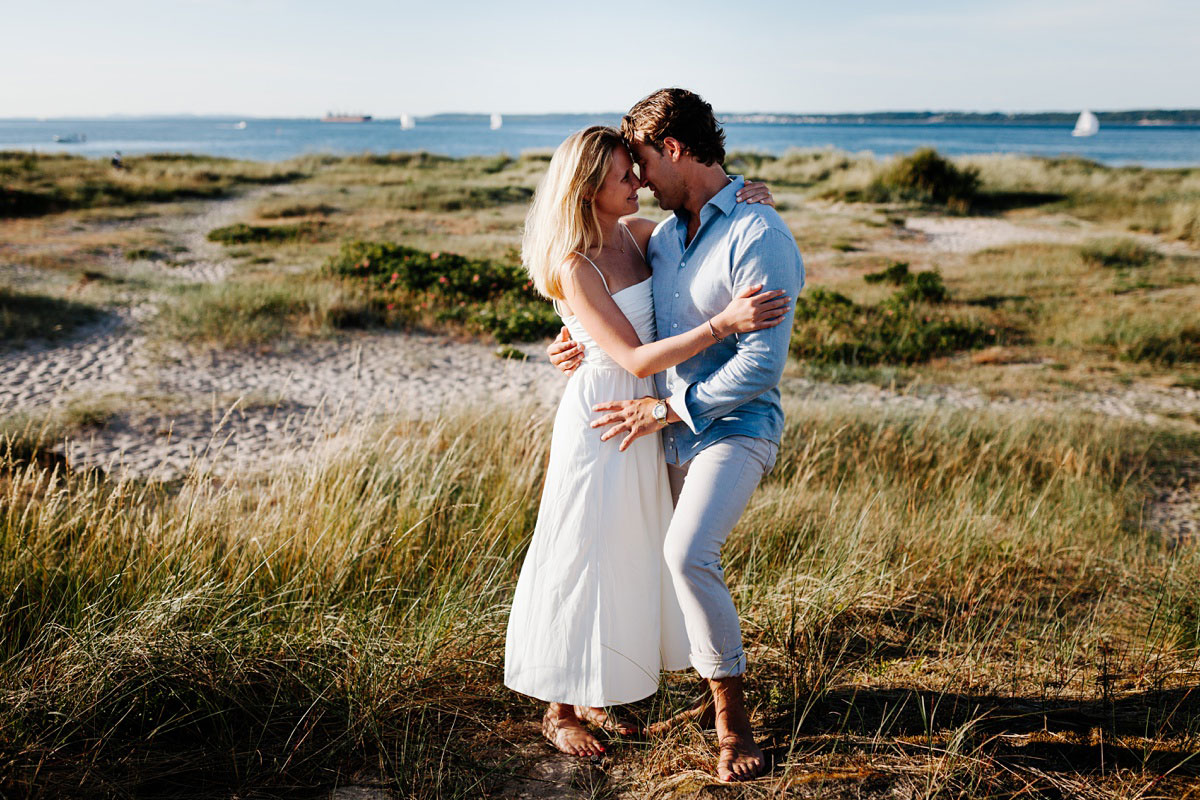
[325, 241, 558, 342]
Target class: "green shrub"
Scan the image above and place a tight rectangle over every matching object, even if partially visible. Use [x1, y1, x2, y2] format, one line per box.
[325, 241, 559, 342]
[864, 262, 949, 303]
[865, 148, 980, 212]
[863, 261, 912, 285]
[207, 222, 328, 245]
[1079, 238, 1162, 269]
[790, 270, 996, 364]
[124, 247, 166, 261]
[257, 202, 337, 219]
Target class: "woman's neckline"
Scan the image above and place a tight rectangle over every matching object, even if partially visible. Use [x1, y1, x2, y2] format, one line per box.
[558, 276, 651, 321]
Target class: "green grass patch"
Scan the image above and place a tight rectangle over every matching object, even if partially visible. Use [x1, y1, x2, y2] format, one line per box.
[153, 280, 344, 350]
[0, 151, 306, 218]
[1099, 315, 1200, 365]
[1079, 238, 1163, 269]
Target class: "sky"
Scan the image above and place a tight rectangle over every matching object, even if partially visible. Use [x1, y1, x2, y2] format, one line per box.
[3, 0, 1198, 118]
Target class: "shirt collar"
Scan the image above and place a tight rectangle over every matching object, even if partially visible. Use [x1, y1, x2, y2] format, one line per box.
[672, 174, 746, 226]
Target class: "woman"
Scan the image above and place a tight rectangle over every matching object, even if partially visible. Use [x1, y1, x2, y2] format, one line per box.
[504, 126, 789, 757]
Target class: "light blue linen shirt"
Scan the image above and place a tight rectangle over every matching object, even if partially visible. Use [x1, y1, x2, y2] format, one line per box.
[649, 175, 805, 465]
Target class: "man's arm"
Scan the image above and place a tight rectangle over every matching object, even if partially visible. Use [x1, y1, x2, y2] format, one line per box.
[667, 227, 803, 434]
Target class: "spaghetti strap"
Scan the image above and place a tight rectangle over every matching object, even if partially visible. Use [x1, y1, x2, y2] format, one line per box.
[571, 251, 612, 295]
[621, 223, 645, 260]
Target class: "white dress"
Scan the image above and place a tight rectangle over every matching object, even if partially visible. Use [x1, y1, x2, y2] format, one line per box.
[504, 242, 690, 707]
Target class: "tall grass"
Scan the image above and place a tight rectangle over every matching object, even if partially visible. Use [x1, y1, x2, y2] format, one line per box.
[0, 152, 306, 218]
[2, 401, 1197, 797]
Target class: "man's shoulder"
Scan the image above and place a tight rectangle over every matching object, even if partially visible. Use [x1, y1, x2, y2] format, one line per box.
[729, 201, 795, 243]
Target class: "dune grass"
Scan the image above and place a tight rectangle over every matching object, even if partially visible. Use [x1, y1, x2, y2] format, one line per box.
[0, 151, 306, 218]
[1, 401, 1197, 797]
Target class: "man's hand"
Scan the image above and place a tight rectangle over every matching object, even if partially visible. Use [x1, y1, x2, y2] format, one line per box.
[591, 397, 672, 452]
[547, 327, 584, 375]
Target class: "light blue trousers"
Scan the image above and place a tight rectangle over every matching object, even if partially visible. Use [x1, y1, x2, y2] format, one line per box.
[665, 435, 778, 680]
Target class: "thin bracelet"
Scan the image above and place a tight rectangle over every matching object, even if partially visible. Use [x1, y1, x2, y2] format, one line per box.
[707, 319, 724, 343]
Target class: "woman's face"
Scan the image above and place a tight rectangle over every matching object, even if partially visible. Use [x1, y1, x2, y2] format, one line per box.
[590, 146, 641, 218]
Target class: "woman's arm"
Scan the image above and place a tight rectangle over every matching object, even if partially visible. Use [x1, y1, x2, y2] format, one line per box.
[561, 258, 788, 380]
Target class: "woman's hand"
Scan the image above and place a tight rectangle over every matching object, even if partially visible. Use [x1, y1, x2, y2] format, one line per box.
[547, 327, 584, 375]
[736, 181, 775, 207]
[710, 284, 790, 338]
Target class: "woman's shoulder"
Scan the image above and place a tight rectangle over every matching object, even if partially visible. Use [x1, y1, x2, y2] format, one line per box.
[621, 217, 656, 253]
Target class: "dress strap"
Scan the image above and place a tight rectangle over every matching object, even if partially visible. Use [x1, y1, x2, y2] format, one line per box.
[621, 222, 645, 260]
[571, 251, 612, 295]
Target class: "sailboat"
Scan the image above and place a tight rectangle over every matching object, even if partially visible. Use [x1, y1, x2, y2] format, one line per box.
[1072, 110, 1099, 137]
[490, 112, 503, 130]
[234, 120, 247, 130]
[399, 113, 415, 130]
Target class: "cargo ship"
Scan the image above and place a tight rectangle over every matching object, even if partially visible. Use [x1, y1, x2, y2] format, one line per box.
[321, 112, 372, 123]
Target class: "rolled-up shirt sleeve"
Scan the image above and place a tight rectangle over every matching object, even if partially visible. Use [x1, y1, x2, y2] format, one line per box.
[668, 227, 804, 434]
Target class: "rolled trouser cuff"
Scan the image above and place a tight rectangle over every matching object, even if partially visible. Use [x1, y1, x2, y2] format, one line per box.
[690, 647, 746, 679]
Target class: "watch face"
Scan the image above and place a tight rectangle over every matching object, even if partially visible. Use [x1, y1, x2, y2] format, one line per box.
[653, 402, 667, 421]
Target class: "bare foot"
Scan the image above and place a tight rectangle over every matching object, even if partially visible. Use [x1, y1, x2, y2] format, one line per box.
[711, 677, 764, 782]
[717, 733, 764, 782]
[645, 696, 715, 737]
[574, 705, 638, 736]
[542, 704, 605, 758]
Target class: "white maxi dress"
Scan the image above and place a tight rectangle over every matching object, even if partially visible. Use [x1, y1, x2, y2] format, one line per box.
[504, 239, 691, 707]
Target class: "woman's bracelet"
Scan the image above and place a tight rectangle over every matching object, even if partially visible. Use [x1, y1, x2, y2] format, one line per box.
[707, 319, 724, 343]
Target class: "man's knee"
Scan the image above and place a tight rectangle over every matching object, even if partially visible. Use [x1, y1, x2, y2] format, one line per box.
[664, 533, 720, 586]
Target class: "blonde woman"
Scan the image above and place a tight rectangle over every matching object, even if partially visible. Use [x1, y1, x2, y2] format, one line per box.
[504, 126, 789, 757]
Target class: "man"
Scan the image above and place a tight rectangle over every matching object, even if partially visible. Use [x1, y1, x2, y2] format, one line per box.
[548, 88, 804, 782]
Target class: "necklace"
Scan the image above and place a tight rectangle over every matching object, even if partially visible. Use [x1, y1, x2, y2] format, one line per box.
[603, 225, 627, 256]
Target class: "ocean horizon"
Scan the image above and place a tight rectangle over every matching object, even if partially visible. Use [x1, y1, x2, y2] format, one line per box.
[3, 114, 1199, 167]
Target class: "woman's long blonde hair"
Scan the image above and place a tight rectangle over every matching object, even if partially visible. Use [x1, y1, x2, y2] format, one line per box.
[522, 125, 626, 301]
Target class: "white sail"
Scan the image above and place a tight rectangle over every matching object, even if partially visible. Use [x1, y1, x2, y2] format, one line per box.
[234, 120, 247, 130]
[399, 114, 415, 129]
[1072, 110, 1099, 137]
[490, 112, 503, 130]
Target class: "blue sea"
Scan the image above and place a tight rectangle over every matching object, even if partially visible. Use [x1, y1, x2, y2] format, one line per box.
[1, 115, 1198, 167]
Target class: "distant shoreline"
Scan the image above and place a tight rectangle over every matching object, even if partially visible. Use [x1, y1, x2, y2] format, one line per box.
[4, 110, 1199, 126]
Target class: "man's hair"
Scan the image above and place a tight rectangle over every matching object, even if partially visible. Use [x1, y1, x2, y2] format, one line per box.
[621, 88, 725, 167]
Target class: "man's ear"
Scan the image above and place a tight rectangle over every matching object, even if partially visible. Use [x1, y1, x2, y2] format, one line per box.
[661, 137, 686, 162]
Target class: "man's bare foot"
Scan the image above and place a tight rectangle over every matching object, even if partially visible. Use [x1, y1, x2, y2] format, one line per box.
[711, 677, 764, 781]
[542, 704, 605, 758]
[717, 733, 764, 782]
[574, 705, 638, 736]
[645, 696, 715, 737]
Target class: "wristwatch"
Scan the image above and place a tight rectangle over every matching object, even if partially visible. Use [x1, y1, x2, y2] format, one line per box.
[652, 399, 669, 424]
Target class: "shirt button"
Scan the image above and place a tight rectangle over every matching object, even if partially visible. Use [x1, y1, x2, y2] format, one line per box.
[680, 261, 685, 267]
[672, 323, 678, 329]
[673, 292, 679, 298]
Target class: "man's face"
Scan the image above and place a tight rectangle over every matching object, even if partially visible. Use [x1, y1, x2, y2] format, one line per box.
[628, 139, 684, 211]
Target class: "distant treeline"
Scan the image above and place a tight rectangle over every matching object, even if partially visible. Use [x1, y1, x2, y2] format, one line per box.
[420, 111, 1200, 126]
